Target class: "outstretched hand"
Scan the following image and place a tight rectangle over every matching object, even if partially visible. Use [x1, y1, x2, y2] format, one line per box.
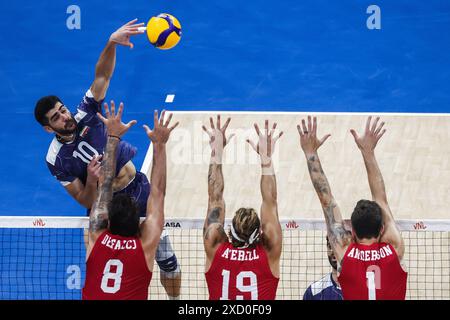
[350, 116, 386, 153]
[143, 110, 179, 144]
[247, 120, 283, 167]
[109, 18, 145, 49]
[203, 115, 234, 152]
[297, 116, 330, 155]
[97, 101, 137, 138]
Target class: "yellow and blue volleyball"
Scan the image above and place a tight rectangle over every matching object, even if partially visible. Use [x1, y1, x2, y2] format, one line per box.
[146, 13, 182, 50]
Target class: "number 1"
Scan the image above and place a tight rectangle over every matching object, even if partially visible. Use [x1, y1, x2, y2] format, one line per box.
[366, 271, 376, 300]
[366, 265, 381, 300]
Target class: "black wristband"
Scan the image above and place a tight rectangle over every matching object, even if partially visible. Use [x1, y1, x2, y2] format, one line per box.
[108, 135, 121, 141]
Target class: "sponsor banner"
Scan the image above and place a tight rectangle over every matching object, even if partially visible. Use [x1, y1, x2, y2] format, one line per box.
[0, 217, 448, 231]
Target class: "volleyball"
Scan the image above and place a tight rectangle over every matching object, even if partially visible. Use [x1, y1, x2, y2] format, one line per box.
[146, 13, 182, 50]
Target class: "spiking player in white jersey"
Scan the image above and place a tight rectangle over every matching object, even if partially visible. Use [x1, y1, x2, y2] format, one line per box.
[34, 19, 181, 298]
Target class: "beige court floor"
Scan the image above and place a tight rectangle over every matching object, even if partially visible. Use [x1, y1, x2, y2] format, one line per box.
[142, 112, 450, 220]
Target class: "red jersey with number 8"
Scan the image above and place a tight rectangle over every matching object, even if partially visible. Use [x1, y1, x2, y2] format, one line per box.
[338, 242, 407, 300]
[82, 230, 152, 300]
[205, 242, 279, 300]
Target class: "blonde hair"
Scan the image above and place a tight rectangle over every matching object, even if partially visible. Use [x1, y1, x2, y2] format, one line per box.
[229, 208, 261, 248]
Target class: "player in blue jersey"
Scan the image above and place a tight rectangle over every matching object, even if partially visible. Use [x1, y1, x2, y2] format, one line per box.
[303, 236, 343, 300]
[34, 19, 181, 299]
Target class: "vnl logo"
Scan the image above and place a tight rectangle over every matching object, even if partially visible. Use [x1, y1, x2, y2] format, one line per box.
[285, 220, 299, 229]
[413, 221, 427, 230]
[32, 218, 46, 227]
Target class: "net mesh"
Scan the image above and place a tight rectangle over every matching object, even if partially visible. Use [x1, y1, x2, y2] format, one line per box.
[0, 217, 449, 300]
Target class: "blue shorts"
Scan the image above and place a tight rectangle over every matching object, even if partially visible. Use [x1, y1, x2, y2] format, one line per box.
[113, 171, 150, 217]
[85, 171, 150, 217]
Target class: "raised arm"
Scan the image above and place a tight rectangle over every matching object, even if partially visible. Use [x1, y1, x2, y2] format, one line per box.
[87, 101, 137, 253]
[246, 120, 283, 262]
[298, 116, 351, 265]
[90, 19, 145, 101]
[202, 116, 233, 262]
[350, 116, 404, 259]
[141, 111, 179, 249]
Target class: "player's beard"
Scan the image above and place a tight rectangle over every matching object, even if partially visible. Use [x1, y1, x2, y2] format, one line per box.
[53, 116, 77, 136]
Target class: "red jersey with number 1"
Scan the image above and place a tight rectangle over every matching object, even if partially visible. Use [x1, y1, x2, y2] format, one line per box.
[82, 230, 152, 300]
[338, 242, 407, 300]
[205, 242, 279, 300]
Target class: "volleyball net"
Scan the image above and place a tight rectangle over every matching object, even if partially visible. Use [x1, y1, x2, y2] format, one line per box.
[0, 217, 448, 300]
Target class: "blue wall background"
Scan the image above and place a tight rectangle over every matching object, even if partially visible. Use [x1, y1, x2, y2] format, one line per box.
[0, 0, 449, 216]
[0, 0, 449, 299]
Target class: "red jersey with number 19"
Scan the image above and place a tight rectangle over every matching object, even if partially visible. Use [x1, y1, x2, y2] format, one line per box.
[205, 242, 279, 300]
[338, 242, 407, 300]
[82, 230, 152, 300]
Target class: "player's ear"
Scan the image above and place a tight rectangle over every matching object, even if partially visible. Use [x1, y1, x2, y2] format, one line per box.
[379, 224, 385, 237]
[351, 229, 357, 241]
[43, 125, 54, 134]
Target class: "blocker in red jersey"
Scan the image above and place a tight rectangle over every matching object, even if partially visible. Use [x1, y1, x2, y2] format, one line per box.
[298, 115, 407, 300]
[202, 116, 283, 300]
[82, 103, 178, 300]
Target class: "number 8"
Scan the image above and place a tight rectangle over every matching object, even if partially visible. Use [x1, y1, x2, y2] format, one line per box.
[101, 259, 123, 293]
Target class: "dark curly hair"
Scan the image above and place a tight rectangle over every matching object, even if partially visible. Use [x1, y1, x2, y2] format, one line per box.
[34, 95, 62, 126]
[108, 194, 140, 237]
[351, 199, 383, 240]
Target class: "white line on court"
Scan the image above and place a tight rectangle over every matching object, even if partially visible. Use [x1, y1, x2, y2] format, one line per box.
[141, 141, 153, 174]
[165, 94, 175, 103]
